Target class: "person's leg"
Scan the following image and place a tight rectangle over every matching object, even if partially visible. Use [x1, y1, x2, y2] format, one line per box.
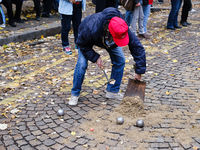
[95, 0, 106, 13]
[180, 0, 191, 24]
[11, 0, 23, 21]
[33, 0, 41, 19]
[72, 3, 82, 45]
[142, 4, 151, 33]
[130, 6, 139, 36]
[125, 10, 133, 26]
[167, 0, 178, 28]
[71, 48, 88, 96]
[61, 14, 73, 54]
[106, 0, 118, 9]
[173, 0, 183, 27]
[106, 46, 125, 93]
[42, 0, 54, 17]
[138, 5, 144, 35]
[1, 0, 15, 25]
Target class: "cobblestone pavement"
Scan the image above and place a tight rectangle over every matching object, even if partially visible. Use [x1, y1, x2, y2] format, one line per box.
[0, 2, 200, 150]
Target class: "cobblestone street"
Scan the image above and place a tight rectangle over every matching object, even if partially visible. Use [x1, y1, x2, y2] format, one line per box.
[0, 1, 200, 150]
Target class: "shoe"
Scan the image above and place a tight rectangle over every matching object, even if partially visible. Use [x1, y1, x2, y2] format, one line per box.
[9, 21, 16, 27]
[190, 8, 196, 13]
[174, 25, 182, 29]
[0, 24, 6, 28]
[167, 26, 175, 30]
[139, 33, 150, 39]
[69, 96, 79, 105]
[144, 32, 152, 36]
[42, 13, 53, 18]
[63, 46, 72, 55]
[106, 91, 123, 100]
[181, 22, 187, 27]
[36, 15, 40, 21]
[14, 18, 24, 23]
[186, 22, 191, 25]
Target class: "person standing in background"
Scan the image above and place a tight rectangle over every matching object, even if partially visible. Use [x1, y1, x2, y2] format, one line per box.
[142, 0, 153, 36]
[59, 0, 86, 55]
[167, 0, 183, 30]
[180, 0, 192, 26]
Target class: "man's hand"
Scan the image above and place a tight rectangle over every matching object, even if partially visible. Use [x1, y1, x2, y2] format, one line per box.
[135, 2, 141, 6]
[134, 73, 142, 81]
[96, 57, 103, 68]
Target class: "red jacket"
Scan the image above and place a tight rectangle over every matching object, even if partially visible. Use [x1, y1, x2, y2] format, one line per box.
[149, 0, 153, 5]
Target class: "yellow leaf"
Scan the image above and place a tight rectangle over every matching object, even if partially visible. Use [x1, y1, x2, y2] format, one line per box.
[165, 52, 169, 54]
[93, 90, 98, 94]
[172, 59, 178, 63]
[41, 35, 44, 39]
[0, 27, 3, 30]
[170, 74, 174, 76]
[125, 60, 129, 63]
[197, 68, 200, 70]
[166, 91, 171, 95]
[71, 131, 76, 136]
[194, 61, 197, 63]
[154, 73, 158, 76]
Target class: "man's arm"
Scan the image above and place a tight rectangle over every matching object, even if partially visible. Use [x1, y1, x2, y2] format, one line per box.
[127, 29, 146, 77]
[76, 25, 100, 63]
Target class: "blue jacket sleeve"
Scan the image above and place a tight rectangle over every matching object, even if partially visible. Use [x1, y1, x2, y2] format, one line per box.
[128, 29, 146, 74]
[76, 25, 100, 63]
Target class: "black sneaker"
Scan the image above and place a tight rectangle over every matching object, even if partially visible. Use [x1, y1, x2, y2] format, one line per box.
[36, 15, 40, 21]
[9, 21, 16, 27]
[14, 18, 24, 23]
[42, 13, 53, 18]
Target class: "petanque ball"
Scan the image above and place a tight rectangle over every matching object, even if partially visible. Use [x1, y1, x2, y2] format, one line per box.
[13, 67, 18, 71]
[57, 109, 64, 116]
[136, 119, 144, 128]
[116, 117, 124, 125]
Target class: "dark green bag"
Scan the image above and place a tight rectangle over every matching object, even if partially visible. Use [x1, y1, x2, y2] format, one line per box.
[120, 0, 134, 11]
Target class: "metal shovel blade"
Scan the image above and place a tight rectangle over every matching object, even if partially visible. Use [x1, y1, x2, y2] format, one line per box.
[124, 78, 146, 101]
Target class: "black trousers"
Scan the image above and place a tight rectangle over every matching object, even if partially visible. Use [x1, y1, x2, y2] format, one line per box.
[181, 0, 192, 23]
[33, 0, 53, 16]
[1, 0, 23, 22]
[95, 0, 118, 13]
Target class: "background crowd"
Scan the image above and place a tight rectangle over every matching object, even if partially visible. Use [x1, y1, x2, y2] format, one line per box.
[0, 0, 195, 51]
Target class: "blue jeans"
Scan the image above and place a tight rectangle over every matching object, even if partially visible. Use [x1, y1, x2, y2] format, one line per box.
[142, 4, 151, 33]
[167, 0, 183, 28]
[71, 47, 125, 96]
[125, 10, 133, 26]
[61, 3, 82, 47]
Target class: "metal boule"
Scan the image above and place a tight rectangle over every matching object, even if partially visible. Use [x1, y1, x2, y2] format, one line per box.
[13, 67, 18, 71]
[57, 109, 64, 116]
[116, 117, 124, 125]
[136, 119, 144, 128]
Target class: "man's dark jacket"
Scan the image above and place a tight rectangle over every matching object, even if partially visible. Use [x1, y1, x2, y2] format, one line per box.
[76, 7, 146, 75]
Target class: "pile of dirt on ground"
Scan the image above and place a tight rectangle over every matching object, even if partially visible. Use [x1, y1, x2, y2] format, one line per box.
[114, 96, 145, 117]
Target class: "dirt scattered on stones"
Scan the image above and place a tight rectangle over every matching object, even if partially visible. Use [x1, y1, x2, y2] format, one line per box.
[78, 95, 200, 147]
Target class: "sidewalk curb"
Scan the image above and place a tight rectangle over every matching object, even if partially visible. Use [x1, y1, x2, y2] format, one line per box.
[0, 21, 61, 46]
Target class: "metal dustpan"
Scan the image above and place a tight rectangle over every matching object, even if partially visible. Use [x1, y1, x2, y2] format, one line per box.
[124, 78, 146, 101]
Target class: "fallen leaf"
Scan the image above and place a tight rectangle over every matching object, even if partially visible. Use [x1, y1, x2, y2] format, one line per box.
[166, 91, 171, 95]
[71, 131, 76, 136]
[172, 59, 178, 63]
